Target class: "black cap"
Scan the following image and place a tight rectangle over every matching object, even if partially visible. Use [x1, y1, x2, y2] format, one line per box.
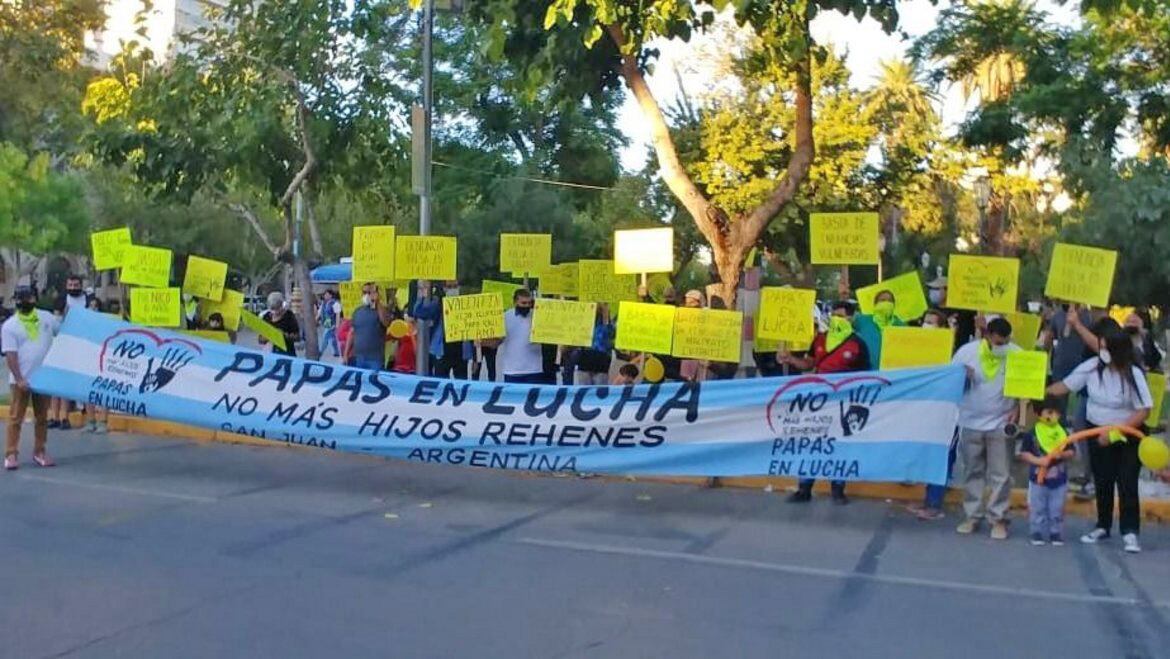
[13, 286, 35, 301]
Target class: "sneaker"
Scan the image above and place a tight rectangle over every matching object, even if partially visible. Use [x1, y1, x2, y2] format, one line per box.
[32, 453, 55, 468]
[1081, 528, 1110, 544]
[1050, 534, 1065, 546]
[787, 490, 812, 504]
[46, 420, 60, 430]
[1122, 533, 1141, 554]
[94, 421, 108, 435]
[956, 518, 979, 534]
[3, 454, 17, 471]
[1030, 533, 1046, 546]
[990, 522, 1009, 540]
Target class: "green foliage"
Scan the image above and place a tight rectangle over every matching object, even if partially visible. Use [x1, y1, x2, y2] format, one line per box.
[0, 143, 89, 255]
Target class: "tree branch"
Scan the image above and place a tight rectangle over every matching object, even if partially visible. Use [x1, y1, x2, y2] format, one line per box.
[278, 73, 317, 210]
[229, 202, 281, 257]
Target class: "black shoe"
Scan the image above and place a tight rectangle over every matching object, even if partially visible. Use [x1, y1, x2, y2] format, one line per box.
[831, 493, 849, 505]
[787, 490, 812, 504]
[59, 419, 72, 430]
[47, 420, 60, 430]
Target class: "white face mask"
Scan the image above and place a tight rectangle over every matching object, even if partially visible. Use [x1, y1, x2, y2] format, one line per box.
[922, 320, 939, 329]
[991, 344, 1009, 358]
[360, 294, 371, 307]
[1099, 349, 1112, 365]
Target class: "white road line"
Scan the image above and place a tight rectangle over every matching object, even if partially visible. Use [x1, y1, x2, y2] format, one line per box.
[517, 537, 1170, 609]
[14, 474, 218, 504]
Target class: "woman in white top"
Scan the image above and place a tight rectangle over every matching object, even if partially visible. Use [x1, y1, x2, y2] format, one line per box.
[1047, 330, 1152, 553]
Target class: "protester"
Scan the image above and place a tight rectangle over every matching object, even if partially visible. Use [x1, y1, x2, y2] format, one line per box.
[779, 300, 869, 504]
[390, 320, 418, 374]
[482, 289, 543, 384]
[1122, 311, 1161, 372]
[953, 317, 1018, 540]
[928, 276, 976, 350]
[344, 283, 393, 370]
[573, 303, 614, 386]
[86, 297, 103, 313]
[611, 363, 639, 385]
[678, 290, 706, 382]
[853, 289, 905, 369]
[3, 286, 60, 470]
[1059, 310, 1123, 498]
[920, 308, 946, 329]
[1046, 329, 1152, 553]
[182, 294, 199, 330]
[337, 315, 354, 366]
[1016, 397, 1076, 546]
[56, 275, 90, 315]
[317, 290, 342, 358]
[906, 307, 962, 520]
[412, 281, 473, 378]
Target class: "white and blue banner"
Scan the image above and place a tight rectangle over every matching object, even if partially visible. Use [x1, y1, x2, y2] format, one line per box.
[31, 310, 965, 484]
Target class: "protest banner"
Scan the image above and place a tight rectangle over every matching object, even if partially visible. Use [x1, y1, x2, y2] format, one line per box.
[499, 233, 552, 274]
[614, 301, 676, 354]
[198, 289, 243, 331]
[33, 309, 967, 484]
[613, 228, 673, 274]
[945, 254, 1019, 313]
[856, 271, 928, 321]
[395, 235, 457, 280]
[1044, 242, 1118, 307]
[672, 307, 743, 363]
[1004, 350, 1048, 400]
[241, 309, 288, 352]
[538, 263, 579, 297]
[443, 293, 505, 342]
[809, 212, 880, 265]
[879, 327, 955, 370]
[182, 255, 228, 301]
[1002, 311, 1043, 348]
[1147, 372, 1167, 427]
[530, 298, 596, 347]
[352, 225, 396, 282]
[183, 330, 231, 343]
[578, 260, 637, 305]
[121, 245, 173, 288]
[757, 287, 816, 344]
[481, 280, 524, 309]
[130, 287, 181, 327]
[90, 227, 132, 271]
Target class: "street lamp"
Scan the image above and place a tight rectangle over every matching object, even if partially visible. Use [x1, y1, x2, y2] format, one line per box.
[973, 175, 991, 253]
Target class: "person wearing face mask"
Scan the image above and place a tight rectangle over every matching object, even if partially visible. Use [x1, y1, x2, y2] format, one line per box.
[412, 280, 473, 378]
[258, 292, 300, 357]
[344, 283, 393, 370]
[778, 301, 869, 504]
[853, 289, 905, 370]
[480, 289, 544, 384]
[3, 287, 61, 470]
[56, 275, 91, 317]
[952, 317, 1019, 540]
[929, 276, 976, 351]
[1122, 311, 1162, 372]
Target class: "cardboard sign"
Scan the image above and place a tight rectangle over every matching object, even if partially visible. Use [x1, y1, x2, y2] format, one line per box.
[90, 227, 132, 271]
[182, 255, 228, 301]
[481, 280, 525, 309]
[499, 233, 552, 274]
[1147, 372, 1166, 426]
[757, 287, 817, 344]
[1044, 243, 1118, 308]
[1002, 311, 1043, 348]
[614, 301, 676, 354]
[809, 212, 880, 265]
[530, 298, 596, 347]
[120, 245, 173, 288]
[130, 287, 181, 327]
[241, 308, 288, 352]
[613, 227, 673, 274]
[339, 281, 407, 318]
[395, 235, 457, 281]
[1004, 350, 1049, 400]
[539, 263, 579, 297]
[946, 254, 1019, 313]
[443, 293, 505, 342]
[198, 289, 243, 332]
[183, 330, 231, 343]
[578, 260, 637, 305]
[352, 225, 397, 282]
[856, 271, 928, 321]
[672, 307, 743, 363]
[879, 327, 955, 370]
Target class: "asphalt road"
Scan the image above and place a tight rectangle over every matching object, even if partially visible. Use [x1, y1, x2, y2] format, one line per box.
[2, 429, 1169, 659]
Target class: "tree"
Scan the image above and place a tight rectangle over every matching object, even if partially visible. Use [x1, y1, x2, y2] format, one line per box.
[0, 142, 90, 281]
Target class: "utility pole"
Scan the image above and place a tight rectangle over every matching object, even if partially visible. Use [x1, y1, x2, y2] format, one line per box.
[414, 0, 435, 377]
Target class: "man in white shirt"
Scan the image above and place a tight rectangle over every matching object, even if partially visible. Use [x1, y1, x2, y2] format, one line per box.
[3, 287, 61, 470]
[488, 289, 544, 384]
[952, 317, 1018, 540]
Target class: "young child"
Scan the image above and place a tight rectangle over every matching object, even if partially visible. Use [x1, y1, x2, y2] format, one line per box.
[611, 363, 639, 385]
[1017, 397, 1076, 546]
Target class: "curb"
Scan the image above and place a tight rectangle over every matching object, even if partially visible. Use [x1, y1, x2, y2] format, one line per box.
[5, 406, 1167, 523]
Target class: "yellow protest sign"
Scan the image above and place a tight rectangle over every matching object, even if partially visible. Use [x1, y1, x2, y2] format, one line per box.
[1044, 242, 1118, 308]
[1002, 311, 1043, 348]
[499, 233, 552, 274]
[339, 281, 407, 318]
[443, 293, 505, 342]
[1004, 350, 1049, 400]
[352, 225, 396, 282]
[120, 245, 173, 288]
[879, 327, 955, 370]
[614, 227, 673, 274]
[395, 235, 457, 280]
[182, 255, 228, 301]
[182, 330, 231, 343]
[241, 309, 288, 352]
[614, 301, 676, 354]
[757, 287, 816, 344]
[1147, 372, 1166, 426]
[90, 227, 132, 271]
[481, 280, 524, 309]
[809, 212, 880, 265]
[578, 260, 637, 305]
[530, 298, 596, 347]
[538, 263, 579, 297]
[946, 254, 1019, 313]
[130, 287, 181, 327]
[672, 307, 743, 363]
[857, 271, 928, 321]
[199, 289, 243, 331]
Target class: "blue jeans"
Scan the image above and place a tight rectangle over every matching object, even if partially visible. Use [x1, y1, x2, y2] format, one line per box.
[923, 434, 960, 510]
[318, 327, 339, 356]
[1028, 482, 1067, 537]
[353, 356, 383, 371]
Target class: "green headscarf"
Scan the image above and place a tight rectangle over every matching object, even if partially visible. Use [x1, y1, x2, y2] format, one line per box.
[825, 316, 853, 352]
[977, 339, 1004, 381]
[1033, 420, 1067, 455]
[872, 300, 897, 329]
[16, 310, 39, 341]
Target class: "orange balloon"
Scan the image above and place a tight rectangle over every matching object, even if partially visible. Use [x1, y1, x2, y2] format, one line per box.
[388, 319, 410, 339]
[643, 356, 665, 383]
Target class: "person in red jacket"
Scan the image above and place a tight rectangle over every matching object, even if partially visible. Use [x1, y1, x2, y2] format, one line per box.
[777, 300, 870, 504]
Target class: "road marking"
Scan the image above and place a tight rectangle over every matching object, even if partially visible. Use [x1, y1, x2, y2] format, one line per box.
[517, 537, 1170, 609]
[15, 474, 218, 504]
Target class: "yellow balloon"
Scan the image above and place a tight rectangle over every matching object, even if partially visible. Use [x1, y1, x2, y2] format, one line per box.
[1139, 436, 1170, 471]
[388, 319, 410, 339]
[643, 356, 665, 383]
